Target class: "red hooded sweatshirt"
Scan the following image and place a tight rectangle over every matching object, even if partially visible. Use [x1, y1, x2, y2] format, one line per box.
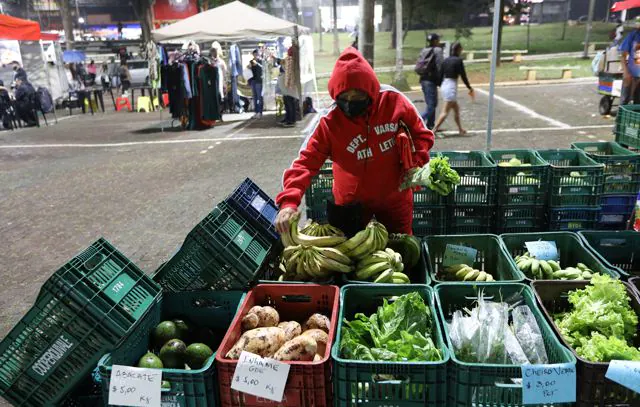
[276, 48, 434, 232]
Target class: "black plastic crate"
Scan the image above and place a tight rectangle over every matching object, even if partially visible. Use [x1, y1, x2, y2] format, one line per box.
[489, 149, 549, 206]
[152, 202, 274, 292]
[447, 205, 493, 234]
[224, 177, 279, 241]
[306, 202, 328, 223]
[537, 149, 604, 207]
[495, 205, 547, 234]
[413, 205, 447, 237]
[549, 207, 600, 231]
[439, 151, 497, 205]
[304, 161, 333, 212]
[578, 230, 640, 278]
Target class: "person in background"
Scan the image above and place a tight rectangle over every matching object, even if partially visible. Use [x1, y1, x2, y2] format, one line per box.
[119, 61, 132, 96]
[278, 50, 298, 127]
[275, 47, 434, 236]
[432, 42, 474, 136]
[416, 33, 443, 129]
[86, 60, 97, 85]
[248, 49, 264, 118]
[0, 80, 12, 129]
[117, 21, 124, 39]
[619, 17, 640, 105]
[14, 77, 37, 126]
[107, 56, 120, 92]
[100, 62, 110, 91]
[11, 61, 27, 83]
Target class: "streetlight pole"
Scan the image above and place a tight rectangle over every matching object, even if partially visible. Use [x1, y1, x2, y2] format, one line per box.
[486, 0, 502, 150]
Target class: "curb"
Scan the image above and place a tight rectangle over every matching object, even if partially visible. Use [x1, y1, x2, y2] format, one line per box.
[408, 76, 596, 91]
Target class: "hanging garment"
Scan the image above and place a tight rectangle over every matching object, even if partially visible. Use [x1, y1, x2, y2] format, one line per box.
[229, 44, 243, 77]
[182, 63, 192, 99]
[163, 64, 186, 119]
[199, 63, 221, 121]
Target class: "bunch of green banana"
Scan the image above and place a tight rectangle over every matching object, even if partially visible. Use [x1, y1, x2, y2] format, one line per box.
[278, 245, 353, 281]
[300, 221, 345, 237]
[515, 252, 560, 279]
[443, 264, 495, 282]
[551, 263, 595, 280]
[353, 249, 410, 283]
[281, 213, 347, 248]
[335, 220, 388, 261]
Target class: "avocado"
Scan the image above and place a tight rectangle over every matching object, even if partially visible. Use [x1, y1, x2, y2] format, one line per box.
[172, 319, 191, 342]
[137, 352, 163, 369]
[152, 321, 180, 349]
[185, 343, 214, 369]
[159, 339, 187, 369]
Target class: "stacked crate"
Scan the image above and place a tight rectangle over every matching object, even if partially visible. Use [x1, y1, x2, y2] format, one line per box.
[440, 151, 496, 234]
[537, 149, 604, 231]
[304, 161, 333, 223]
[572, 142, 640, 230]
[615, 104, 640, 149]
[489, 150, 549, 234]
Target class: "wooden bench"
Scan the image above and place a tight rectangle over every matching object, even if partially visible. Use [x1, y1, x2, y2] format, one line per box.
[582, 42, 610, 54]
[519, 66, 581, 81]
[466, 49, 529, 63]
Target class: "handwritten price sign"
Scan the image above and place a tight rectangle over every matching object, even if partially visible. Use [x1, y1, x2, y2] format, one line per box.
[442, 244, 477, 268]
[231, 351, 290, 402]
[605, 360, 640, 394]
[525, 241, 559, 261]
[108, 365, 162, 407]
[521, 363, 576, 405]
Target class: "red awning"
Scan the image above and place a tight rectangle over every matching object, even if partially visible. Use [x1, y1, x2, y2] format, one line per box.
[40, 32, 60, 41]
[0, 14, 41, 41]
[611, 0, 640, 12]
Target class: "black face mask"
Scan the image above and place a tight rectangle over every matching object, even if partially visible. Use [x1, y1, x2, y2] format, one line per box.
[12, 66, 17, 71]
[337, 98, 370, 118]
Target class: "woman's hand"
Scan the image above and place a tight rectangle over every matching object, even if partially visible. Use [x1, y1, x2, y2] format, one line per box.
[275, 207, 299, 234]
[468, 88, 475, 102]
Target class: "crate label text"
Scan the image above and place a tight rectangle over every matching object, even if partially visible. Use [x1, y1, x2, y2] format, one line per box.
[109, 365, 162, 407]
[31, 334, 75, 379]
[231, 351, 290, 402]
[521, 363, 576, 404]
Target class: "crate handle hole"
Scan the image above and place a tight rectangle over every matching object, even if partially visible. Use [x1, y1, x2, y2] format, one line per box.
[494, 380, 522, 389]
[371, 374, 410, 384]
[83, 253, 106, 271]
[280, 295, 311, 303]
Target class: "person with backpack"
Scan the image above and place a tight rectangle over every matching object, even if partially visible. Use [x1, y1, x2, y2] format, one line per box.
[415, 33, 443, 129]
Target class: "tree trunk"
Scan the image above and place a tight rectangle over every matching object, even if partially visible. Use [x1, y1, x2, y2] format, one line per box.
[392, 0, 409, 90]
[332, 0, 339, 55]
[288, 0, 301, 25]
[390, 12, 396, 49]
[58, 0, 74, 50]
[403, 3, 413, 43]
[132, 0, 155, 43]
[496, 0, 505, 67]
[359, 0, 375, 67]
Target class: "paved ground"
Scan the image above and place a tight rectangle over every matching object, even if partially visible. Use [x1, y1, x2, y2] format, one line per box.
[0, 78, 616, 404]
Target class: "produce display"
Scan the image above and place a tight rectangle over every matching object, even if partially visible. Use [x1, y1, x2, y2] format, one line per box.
[278, 214, 415, 283]
[340, 292, 442, 361]
[386, 233, 421, 269]
[226, 306, 330, 362]
[136, 319, 215, 370]
[553, 275, 640, 362]
[426, 155, 461, 196]
[498, 157, 539, 185]
[448, 292, 549, 364]
[515, 252, 596, 280]
[441, 264, 496, 282]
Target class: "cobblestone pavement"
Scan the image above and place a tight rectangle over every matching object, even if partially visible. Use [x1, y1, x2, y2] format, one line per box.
[0, 79, 615, 405]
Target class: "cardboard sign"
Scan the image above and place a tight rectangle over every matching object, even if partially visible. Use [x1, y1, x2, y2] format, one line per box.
[605, 360, 640, 394]
[231, 351, 290, 402]
[442, 244, 477, 267]
[521, 363, 576, 405]
[525, 241, 559, 261]
[108, 365, 162, 407]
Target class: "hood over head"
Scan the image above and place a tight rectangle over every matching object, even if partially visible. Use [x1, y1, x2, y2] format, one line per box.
[328, 47, 380, 102]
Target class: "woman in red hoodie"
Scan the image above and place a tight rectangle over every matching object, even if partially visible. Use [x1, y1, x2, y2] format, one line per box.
[275, 48, 435, 235]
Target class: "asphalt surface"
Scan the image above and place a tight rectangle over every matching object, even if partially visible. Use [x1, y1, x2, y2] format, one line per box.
[0, 79, 616, 405]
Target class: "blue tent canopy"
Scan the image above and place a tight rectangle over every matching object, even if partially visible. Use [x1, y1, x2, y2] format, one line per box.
[62, 50, 85, 63]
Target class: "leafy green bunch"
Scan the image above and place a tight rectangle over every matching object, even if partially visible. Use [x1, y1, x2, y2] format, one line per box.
[428, 155, 461, 196]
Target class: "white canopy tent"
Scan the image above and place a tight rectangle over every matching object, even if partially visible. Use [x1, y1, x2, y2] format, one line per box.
[152, 1, 316, 120]
[152, 1, 310, 42]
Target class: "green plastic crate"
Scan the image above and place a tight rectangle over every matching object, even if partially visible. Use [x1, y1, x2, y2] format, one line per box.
[532, 280, 640, 406]
[306, 203, 328, 223]
[0, 239, 161, 407]
[439, 151, 497, 205]
[341, 242, 431, 285]
[578, 230, 640, 278]
[571, 141, 640, 194]
[500, 231, 620, 282]
[448, 205, 494, 234]
[489, 149, 549, 206]
[332, 284, 449, 407]
[615, 104, 640, 149]
[424, 234, 525, 283]
[305, 161, 333, 210]
[495, 205, 548, 234]
[413, 205, 447, 236]
[434, 282, 577, 407]
[152, 202, 274, 292]
[537, 149, 605, 207]
[98, 290, 245, 407]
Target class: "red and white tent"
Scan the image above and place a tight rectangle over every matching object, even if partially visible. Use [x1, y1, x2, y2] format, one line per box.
[611, 0, 640, 12]
[0, 14, 41, 41]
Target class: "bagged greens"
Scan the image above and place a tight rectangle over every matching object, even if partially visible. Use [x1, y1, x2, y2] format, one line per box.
[339, 292, 442, 362]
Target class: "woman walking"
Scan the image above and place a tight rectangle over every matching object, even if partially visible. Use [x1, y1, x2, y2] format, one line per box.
[433, 42, 474, 136]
